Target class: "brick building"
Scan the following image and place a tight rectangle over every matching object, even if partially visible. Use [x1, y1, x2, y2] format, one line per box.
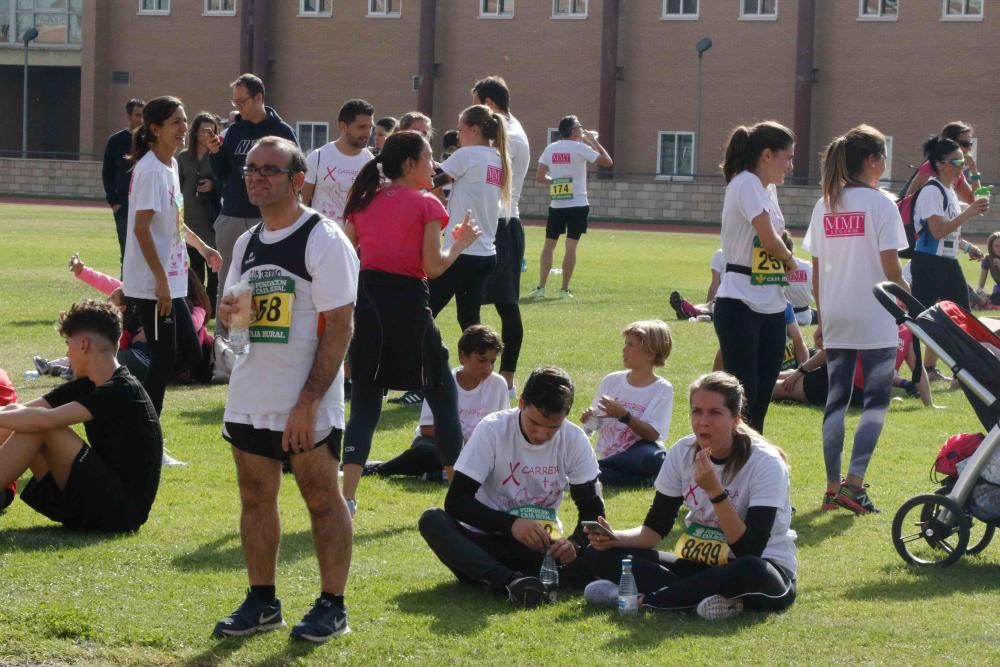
[2, 0, 997, 189]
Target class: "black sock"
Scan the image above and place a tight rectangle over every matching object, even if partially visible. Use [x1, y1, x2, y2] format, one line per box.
[321, 592, 345, 609]
[250, 585, 276, 603]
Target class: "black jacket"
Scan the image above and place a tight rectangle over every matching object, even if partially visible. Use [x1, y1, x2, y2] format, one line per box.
[210, 106, 297, 219]
[102, 128, 134, 207]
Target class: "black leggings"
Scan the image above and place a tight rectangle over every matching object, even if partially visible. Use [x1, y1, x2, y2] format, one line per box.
[344, 349, 463, 468]
[429, 254, 497, 331]
[713, 297, 786, 433]
[375, 436, 443, 477]
[132, 297, 201, 415]
[494, 303, 523, 374]
[580, 547, 795, 612]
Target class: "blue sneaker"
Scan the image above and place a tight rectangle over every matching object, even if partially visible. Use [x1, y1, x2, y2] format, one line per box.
[290, 598, 351, 643]
[213, 590, 286, 637]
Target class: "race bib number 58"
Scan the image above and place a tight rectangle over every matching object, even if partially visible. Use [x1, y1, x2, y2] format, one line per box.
[250, 276, 296, 344]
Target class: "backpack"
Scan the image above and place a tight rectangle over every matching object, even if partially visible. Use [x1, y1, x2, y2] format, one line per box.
[896, 174, 948, 260]
[933, 432, 984, 481]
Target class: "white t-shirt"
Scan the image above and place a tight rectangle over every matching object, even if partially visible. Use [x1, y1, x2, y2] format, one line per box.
[716, 171, 787, 314]
[223, 209, 360, 431]
[588, 371, 673, 458]
[505, 114, 531, 220]
[538, 139, 600, 209]
[710, 249, 725, 275]
[122, 152, 189, 300]
[418, 369, 509, 442]
[803, 187, 907, 349]
[913, 178, 962, 259]
[304, 142, 374, 227]
[455, 408, 600, 534]
[655, 435, 797, 575]
[784, 257, 813, 310]
[441, 145, 502, 256]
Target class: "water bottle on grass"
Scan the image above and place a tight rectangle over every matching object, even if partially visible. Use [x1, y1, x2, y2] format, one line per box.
[539, 554, 559, 603]
[618, 557, 639, 617]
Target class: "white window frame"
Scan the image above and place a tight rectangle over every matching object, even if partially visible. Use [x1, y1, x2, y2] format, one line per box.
[368, 0, 401, 18]
[552, 0, 587, 20]
[480, 0, 514, 19]
[138, 0, 170, 15]
[5, 0, 85, 46]
[739, 0, 777, 21]
[941, 0, 984, 21]
[546, 128, 561, 145]
[858, 0, 897, 21]
[656, 131, 696, 182]
[204, 0, 236, 16]
[298, 0, 332, 17]
[297, 122, 330, 155]
[880, 135, 894, 185]
[662, 0, 699, 20]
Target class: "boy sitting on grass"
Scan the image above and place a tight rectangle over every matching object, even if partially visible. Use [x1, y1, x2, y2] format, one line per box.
[0, 300, 163, 532]
[365, 325, 509, 481]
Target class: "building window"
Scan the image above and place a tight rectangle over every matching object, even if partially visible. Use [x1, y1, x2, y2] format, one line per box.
[299, 0, 331, 16]
[205, 0, 236, 16]
[553, 0, 587, 19]
[5, 0, 84, 45]
[740, 0, 776, 19]
[859, 0, 897, 19]
[298, 122, 329, 154]
[663, 0, 698, 19]
[942, 0, 983, 20]
[547, 128, 561, 145]
[481, 0, 513, 18]
[657, 131, 695, 180]
[880, 136, 894, 185]
[368, 0, 400, 17]
[139, 0, 170, 15]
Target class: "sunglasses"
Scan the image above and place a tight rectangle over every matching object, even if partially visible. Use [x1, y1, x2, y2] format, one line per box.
[943, 158, 966, 168]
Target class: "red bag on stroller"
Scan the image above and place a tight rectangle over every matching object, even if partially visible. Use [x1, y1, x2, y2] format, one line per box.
[934, 432, 985, 480]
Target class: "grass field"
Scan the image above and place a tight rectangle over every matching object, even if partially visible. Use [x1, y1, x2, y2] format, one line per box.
[1, 203, 998, 666]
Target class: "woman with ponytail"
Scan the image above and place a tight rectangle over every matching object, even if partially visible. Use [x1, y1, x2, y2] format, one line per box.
[340, 131, 481, 515]
[713, 121, 795, 433]
[428, 104, 512, 331]
[580, 372, 796, 621]
[122, 95, 222, 416]
[801, 124, 908, 515]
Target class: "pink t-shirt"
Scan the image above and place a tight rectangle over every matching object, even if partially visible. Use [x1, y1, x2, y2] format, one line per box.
[349, 186, 448, 279]
[853, 326, 912, 389]
[917, 160, 968, 191]
[0, 368, 16, 406]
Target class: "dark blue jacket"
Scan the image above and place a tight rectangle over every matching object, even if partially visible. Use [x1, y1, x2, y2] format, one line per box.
[102, 128, 134, 207]
[210, 106, 297, 219]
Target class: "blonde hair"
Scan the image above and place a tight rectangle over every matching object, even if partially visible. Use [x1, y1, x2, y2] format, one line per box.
[460, 104, 512, 214]
[622, 319, 672, 367]
[820, 124, 886, 211]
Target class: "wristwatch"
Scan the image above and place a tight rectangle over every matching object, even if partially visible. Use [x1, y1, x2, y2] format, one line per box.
[710, 490, 729, 504]
[618, 412, 632, 425]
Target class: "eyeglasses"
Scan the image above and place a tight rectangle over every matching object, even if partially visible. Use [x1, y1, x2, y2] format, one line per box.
[958, 140, 974, 149]
[243, 165, 294, 178]
[230, 96, 253, 109]
[944, 158, 966, 168]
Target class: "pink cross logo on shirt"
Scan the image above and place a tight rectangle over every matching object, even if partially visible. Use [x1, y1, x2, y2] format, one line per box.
[502, 462, 521, 487]
[324, 167, 338, 182]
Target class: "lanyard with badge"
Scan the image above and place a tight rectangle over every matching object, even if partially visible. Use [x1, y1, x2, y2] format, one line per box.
[750, 236, 787, 286]
[249, 276, 296, 344]
[673, 522, 731, 567]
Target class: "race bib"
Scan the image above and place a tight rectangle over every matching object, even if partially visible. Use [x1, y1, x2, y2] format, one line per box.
[941, 233, 959, 259]
[250, 275, 296, 344]
[780, 337, 796, 371]
[673, 522, 730, 567]
[751, 236, 787, 286]
[507, 505, 563, 539]
[550, 177, 574, 201]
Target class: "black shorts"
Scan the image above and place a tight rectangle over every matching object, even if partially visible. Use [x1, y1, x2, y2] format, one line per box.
[20, 444, 143, 532]
[482, 217, 525, 305]
[801, 367, 829, 406]
[910, 252, 970, 311]
[545, 206, 590, 241]
[223, 421, 343, 461]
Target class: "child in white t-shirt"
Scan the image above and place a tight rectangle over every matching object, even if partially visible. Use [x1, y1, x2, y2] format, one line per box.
[581, 320, 674, 486]
[365, 325, 508, 480]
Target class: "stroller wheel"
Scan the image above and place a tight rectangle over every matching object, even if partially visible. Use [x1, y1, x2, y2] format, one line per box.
[930, 486, 995, 556]
[892, 493, 969, 567]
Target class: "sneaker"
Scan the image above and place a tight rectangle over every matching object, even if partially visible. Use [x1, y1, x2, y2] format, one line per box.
[420, 469, 447, 482]
[162, 450, 188, 467]
[346, 499, 357, 518]
[524, 287, 545, 300]
[213, 590, 286, 637]
[32, 355, 51, 376]
[559, 288, 573, 300]
[833, 481, 880, 515]
[388, 390, 423, 406]
[506, 575, 547, 608]
[696, 595, 744, 620]
[362, 461, 383, 476]
[820, 492, 838, 510]
[925, 366, 951, 383]
[508, 383, 518, 402]
[290, 598, 350, 643]
[669, 291, 687, 320]
[583, 579, 619, 607]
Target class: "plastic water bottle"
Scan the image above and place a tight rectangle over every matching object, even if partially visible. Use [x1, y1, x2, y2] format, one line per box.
[226, 279, 253, 355]
[618, 558, 639, 617]
[23, 370, 40, 382]
[539, 554, 559, 603]
[584, 415, 601, 435]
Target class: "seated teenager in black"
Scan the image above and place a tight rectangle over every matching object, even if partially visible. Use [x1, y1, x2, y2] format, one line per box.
[0, 299, 163, 532]
[419, 366, 605, 608]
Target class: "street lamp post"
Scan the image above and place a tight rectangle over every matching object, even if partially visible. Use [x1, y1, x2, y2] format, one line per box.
[22, 27, 39, 159]
[694, 37, 712, 180]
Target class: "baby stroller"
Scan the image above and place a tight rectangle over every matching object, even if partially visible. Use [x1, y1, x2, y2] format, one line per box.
[873, 282, 1000, 567]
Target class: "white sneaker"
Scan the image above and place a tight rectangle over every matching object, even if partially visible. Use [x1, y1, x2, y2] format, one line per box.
[508, 383, 517, 402]
[559, 288, 574, 300]
[696, 595, 743, 620]
[524, 287, 545, 300]
[583, 579, 619, 607]
[162, 450, 188, 467]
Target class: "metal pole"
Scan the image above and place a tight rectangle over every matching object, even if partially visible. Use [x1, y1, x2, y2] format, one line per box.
[695, 53, 703, 180]
[22, 41, 28, 159]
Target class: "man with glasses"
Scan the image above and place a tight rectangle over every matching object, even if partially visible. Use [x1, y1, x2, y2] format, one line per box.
[210, 73, 298, 336]
[101, 98, 145, 267]
[214, 136, 359, 643]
